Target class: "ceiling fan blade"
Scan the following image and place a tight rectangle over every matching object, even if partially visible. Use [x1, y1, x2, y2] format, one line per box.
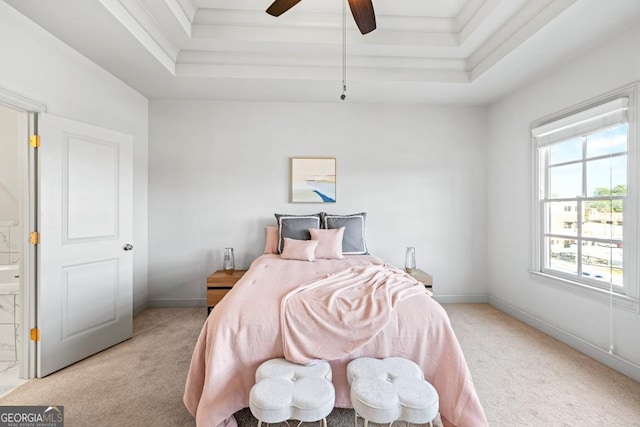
[266, 0, 302, 17]
[348, 0, 376, 34]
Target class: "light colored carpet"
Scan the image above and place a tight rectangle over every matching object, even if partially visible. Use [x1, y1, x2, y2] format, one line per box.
[1, 304, 639, 426]
[445, 304, 640, 426]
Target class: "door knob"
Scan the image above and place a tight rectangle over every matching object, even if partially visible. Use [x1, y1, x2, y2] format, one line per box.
[123, 244, 133, 251]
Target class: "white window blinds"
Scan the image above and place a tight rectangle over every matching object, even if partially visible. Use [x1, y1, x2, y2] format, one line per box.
[531, 97, 629, 146]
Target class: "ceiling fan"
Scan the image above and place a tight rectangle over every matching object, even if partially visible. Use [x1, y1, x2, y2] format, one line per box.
[266, 0, 376, 34]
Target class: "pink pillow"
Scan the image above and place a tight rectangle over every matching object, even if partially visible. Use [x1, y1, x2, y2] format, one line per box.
[263, 226, 279, 254]
[310, 227, 345, 260]
[280, 238, 318, 261]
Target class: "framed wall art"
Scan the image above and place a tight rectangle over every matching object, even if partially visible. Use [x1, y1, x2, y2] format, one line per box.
[290, 157, 336, 203]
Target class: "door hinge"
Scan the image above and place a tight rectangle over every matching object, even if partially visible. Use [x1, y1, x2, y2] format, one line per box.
[29, 134, 41, 148]
[30, 231, 40, 245]
[30, 328, 41, 341]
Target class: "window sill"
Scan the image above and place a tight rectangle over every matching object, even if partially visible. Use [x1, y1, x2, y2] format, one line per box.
[530, 271, 639, 313]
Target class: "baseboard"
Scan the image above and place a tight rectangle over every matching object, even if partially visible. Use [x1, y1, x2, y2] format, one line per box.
[434, 294, 489, 304]
[133, 301, 149, 316]
[489, 296, 640, 383]
[148, 298, 205, 308]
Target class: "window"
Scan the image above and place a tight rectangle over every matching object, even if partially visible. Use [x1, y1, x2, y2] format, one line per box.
[532, 95, 636, 298]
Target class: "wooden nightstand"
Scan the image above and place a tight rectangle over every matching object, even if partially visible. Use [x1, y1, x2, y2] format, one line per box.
[411, 269, 433, 289]
[206, 270, 246, 314]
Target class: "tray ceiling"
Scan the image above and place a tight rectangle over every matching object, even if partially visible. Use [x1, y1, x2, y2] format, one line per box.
[6, 0, 640, 104]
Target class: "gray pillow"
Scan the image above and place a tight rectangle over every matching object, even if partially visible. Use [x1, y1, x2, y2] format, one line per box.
[322, 212, 368, 255]
[274, 213, 322, 254]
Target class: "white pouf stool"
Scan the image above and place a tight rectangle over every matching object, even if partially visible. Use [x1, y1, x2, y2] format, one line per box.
[347, 357, 439, 427]
[249, 358, 335, 427]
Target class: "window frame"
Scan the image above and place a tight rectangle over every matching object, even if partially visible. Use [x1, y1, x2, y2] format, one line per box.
[530, 84, 639, 312]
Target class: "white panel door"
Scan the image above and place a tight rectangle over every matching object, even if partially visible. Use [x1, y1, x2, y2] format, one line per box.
[38, 113, 133, 377]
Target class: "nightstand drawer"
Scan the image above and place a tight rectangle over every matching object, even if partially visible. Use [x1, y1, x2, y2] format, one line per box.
[206, 269, 247, 314]
[207, 289, 230, 306]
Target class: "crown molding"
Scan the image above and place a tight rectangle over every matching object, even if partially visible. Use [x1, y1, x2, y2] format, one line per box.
[468, 0, 577, 80]
[165, 0, 193, 37]
[176, 62, 469, 83]
[97, 0, 577, 85]
[99, 0, 178, 74]
[458, 0, 501, 43]
[177, 0, 197, 21]
[456, 0, 487, 33]
[178, 49, 467, 70]
[194, 8, 457, 33]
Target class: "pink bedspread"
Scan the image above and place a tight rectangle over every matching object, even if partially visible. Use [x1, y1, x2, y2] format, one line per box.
[184, 255, 488, 427]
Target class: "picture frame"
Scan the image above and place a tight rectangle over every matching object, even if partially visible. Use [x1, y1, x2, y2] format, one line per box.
[290, 157, 336, 203]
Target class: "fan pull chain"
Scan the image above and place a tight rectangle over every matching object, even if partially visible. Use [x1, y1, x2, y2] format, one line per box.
[341, 0, 347, 100]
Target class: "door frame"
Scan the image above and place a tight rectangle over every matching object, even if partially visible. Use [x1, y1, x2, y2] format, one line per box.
[0, 86, 46, 379]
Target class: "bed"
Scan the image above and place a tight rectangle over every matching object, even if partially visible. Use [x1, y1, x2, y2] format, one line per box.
[183, 253, 488, 427]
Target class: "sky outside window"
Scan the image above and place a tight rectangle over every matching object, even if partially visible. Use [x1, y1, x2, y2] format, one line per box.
[548, 123, 627, 198]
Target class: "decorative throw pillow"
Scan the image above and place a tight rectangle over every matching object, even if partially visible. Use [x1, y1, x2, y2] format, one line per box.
[310, 227, 345, 259]
[263, 226, 279, 254]
[322, 212, 368, 255]
[280, 238, 318, 261]
[274, 213, 322, 253]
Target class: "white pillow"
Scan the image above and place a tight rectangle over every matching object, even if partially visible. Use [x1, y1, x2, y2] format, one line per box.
[280, 238, 318, 261]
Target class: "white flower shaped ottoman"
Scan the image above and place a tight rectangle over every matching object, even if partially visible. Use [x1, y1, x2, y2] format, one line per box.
[347, 357, 439, 427]
[249, 358, 335, 427]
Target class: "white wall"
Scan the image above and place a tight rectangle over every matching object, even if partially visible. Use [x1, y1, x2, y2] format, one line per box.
[487, 23, 640, 380]
[148, 100, 488, 306]
[0, 105, 19, 221]
[0, 3, 149, 311]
